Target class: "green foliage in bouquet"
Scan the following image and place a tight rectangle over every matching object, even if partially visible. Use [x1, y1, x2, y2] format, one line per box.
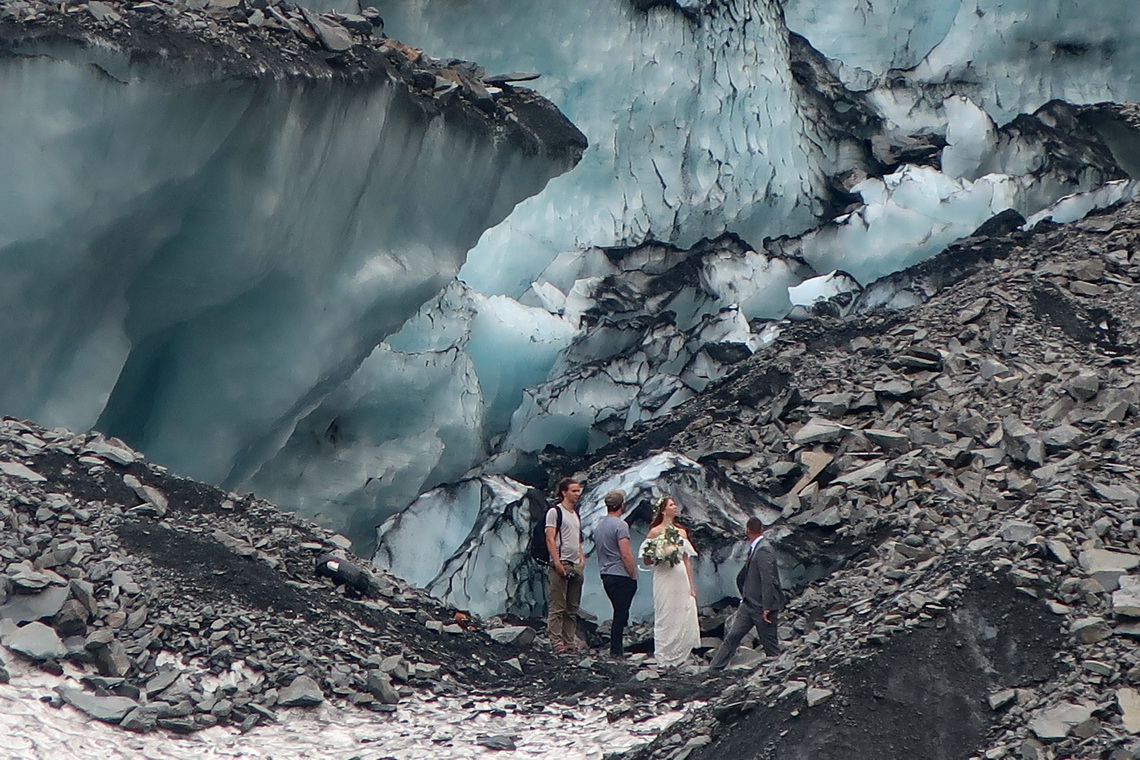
[641, 524, 684, 567]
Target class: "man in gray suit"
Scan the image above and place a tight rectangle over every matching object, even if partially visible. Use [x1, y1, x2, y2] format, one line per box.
[709, 516, 785, 670]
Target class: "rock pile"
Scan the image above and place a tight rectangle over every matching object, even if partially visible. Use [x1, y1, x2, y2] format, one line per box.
[589, 199, 1140, 759]
[0, 419, 711, 735]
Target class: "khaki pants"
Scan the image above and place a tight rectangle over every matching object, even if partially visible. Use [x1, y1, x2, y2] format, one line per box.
[547, 563, 584, 648]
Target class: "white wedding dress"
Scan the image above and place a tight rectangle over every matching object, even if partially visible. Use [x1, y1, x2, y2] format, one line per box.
[644, 536, 700, 668]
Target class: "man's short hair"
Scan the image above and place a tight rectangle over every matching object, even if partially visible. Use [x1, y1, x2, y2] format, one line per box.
[746, 516, 764, 535]
[556, 477, 580, 497]
[603, 490, 625, 510]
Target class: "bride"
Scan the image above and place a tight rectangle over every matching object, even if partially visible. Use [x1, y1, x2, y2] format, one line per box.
[641, 495, 700, 668]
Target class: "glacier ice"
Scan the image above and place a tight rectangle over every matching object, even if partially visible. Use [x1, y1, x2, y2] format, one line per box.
[369, 0, 832, 296]
[244, 283, 576, 537]
[786, 0, 1140, 122]
[0, 41, 579, 546]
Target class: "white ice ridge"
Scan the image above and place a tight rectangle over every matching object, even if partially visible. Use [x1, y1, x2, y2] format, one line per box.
[368, 0, 829, 296]
[784, 0, 1140, 124]
[0, 52, 571, 517]
[771, 95, 1126, 285]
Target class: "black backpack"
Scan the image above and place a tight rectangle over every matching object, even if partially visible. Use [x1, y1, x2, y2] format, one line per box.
[529, 504, 562, 565]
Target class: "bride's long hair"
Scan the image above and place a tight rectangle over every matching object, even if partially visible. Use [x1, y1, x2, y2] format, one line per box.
[649, 494, 678, 530]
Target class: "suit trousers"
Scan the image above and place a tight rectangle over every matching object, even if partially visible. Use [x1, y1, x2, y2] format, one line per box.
[709, 604, 779, 669]
[601, 574, 637, 656]
[547, 563, 584, 648]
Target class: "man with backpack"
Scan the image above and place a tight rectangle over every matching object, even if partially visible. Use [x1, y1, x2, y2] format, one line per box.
[546, 477, 585, 653]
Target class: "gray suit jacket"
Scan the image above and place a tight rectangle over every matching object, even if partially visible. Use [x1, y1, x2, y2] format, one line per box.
[736, 538, 785, 612]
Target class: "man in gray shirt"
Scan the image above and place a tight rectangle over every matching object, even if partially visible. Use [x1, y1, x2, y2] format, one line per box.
[595, 490, 638, 657]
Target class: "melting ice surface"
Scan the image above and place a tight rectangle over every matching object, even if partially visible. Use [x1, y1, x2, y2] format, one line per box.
[0, 655, 688, 760]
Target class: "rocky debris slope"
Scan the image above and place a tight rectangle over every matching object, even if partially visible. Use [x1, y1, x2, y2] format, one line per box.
[0, 0, 586, 162]
[0, 422, 718, 735]
[578, 198, 1140, 759]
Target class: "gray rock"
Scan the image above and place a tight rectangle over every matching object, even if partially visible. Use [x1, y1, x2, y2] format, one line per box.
[122, 475, 168, 517]
[277, 675, 324, 707]
[1029, 701, 1096, 741]
[477, 734, 518, 751]
[810, 393, 851, 417]
[980, 358, 1012, 380]
[1113, 576, 1140, 618]
[487, 626, 535, 646]
[1045, 540, 1075, 565]
[874, 379, 915, 399]
[1091, 482, 1140, 508]
[52, 598, 91, 636]
[805, 687, 833, 707]
[998, 521, 1037, 544]
[1119, 688, 1140, 735]
[863, 428, 910, 453]
[1002, 417, 1043, 464]
[0, 585, 68, 624]
[379, 654, 409, 682]
[365, 671, 400, 704]
[1079, 548, 1140, 592]
[3, 621, 66, 661]
[834, 460, 888, 486]
[35, 542, 79, 570]
[1042, 424, 1085, 452]
[94, 639, 133, 678]
[120, 705, 159, 732]
[6, 566, 58, 593]
[1070, 617, 1112, 644]
[1066, 370, 1100, 401]
[0, 460, 46, 482]
[793, 419, 850, 445]
[58, 686, 138, 723]
[82, 438, 139, 465]
[145, 669, 182, 696]
[300, 8, 353, 52]
[988, 689, 1018, 711]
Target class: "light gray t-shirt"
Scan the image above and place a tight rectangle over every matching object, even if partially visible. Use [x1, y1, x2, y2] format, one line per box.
[594, 514, 634, 578]
[546, 505, 582, 563]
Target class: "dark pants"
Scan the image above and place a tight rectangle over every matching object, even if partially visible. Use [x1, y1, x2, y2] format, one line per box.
[709, 604, 779, 669]
[601, 574, 637, 656]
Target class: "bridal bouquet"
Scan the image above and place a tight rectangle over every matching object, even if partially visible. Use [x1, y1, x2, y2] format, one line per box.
[641, 524, 684, 567]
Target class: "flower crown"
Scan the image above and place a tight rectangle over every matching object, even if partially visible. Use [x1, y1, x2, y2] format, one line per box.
[652, 494, 671, 520]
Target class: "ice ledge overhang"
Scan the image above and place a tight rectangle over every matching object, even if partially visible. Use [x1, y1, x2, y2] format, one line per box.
[0, 7, 588, 166]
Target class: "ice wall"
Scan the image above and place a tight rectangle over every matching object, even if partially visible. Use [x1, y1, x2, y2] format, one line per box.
[370, 0, 829, 297]
[783, 0, 1140, 124]
[0, 44, 579, 544]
